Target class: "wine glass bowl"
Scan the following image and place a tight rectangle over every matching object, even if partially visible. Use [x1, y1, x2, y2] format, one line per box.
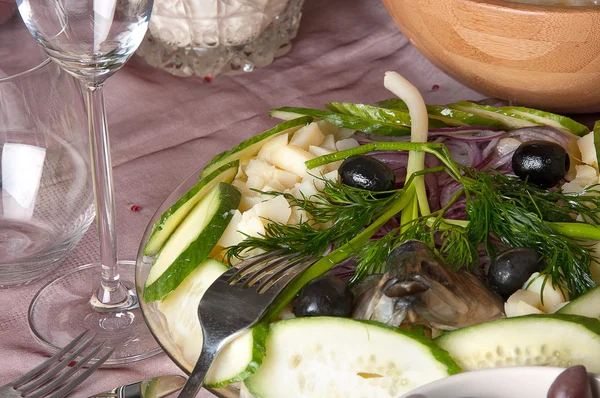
[17, 0, 152, 84]
[0, 15, 94, 288]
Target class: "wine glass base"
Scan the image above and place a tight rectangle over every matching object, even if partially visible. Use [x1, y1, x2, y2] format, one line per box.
[28, 261, 163, 366]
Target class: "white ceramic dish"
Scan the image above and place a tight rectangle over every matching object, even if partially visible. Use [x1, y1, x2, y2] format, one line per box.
[400, 366, 600, 398]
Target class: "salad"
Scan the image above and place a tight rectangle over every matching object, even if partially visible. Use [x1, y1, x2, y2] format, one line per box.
[142, 71, 600, 398]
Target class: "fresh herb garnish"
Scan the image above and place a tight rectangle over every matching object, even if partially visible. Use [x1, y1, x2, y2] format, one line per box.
[225, 72, 600, 322]
[226, 139, 600, 299]
[224, 180, 402, 263]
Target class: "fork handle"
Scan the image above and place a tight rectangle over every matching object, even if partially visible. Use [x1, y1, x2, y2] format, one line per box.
[178, 344, 220, 398]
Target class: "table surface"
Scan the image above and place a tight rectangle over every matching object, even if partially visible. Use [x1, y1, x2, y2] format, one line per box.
[0, 0, 489, 396]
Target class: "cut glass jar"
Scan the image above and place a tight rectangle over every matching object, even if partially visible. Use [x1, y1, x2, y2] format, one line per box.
[137, 0, 305, 77]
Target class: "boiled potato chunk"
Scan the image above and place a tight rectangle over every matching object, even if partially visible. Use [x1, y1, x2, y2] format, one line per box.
[321, 134, 337, 151]
[257, 134, 289, 162]
[253, 195, 291, 225]
[505, 289, 544, 317]
[525, 273, 569, 313]
[217, 210, 244, 248]
[335, 138, 360, 151]
[270, 145, 315, 177]
[578, 131, 597, 169]
[273, 169, 300, 189]
[290, 122, 325, 150]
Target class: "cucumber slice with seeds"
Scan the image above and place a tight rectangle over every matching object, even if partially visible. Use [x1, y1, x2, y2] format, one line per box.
[201, 117, 312, 178]
[436, 314, 600, 373]
[144, 160, 239, 256]
[144, 182, 241, 302]
[244, 317, 460, 398]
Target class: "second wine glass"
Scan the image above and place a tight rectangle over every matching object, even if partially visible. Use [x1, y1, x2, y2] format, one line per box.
[18, 0, 161, 364]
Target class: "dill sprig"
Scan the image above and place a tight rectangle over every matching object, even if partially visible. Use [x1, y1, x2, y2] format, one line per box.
[462, 169, 600, 224]
[225, 140, 600, 299]
[223, 177, 402, 263]
[462, 170, 596, 297]
[351, 188, 479, 283]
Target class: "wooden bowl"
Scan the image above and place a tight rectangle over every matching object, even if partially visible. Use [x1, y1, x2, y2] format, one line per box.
[382, 0, 600, 113]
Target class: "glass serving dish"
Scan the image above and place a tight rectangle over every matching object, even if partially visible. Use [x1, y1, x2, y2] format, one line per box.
[135, 164, 239, 398]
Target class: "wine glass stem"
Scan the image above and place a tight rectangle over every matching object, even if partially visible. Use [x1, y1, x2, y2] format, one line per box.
[86, 83, 130, 310]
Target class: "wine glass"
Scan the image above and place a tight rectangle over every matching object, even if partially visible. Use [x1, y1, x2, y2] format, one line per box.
[17, 0, 161, 364]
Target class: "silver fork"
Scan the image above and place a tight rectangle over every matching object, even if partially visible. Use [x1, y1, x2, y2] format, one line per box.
[0, 331, 113, 398]
[178, 249, 319, 397]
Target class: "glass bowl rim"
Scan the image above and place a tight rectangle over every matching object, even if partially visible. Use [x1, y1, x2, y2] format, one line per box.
[0, 57, 51, 83]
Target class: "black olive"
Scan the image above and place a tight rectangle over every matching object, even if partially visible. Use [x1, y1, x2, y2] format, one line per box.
[293, 275, 354, 318]
[547, 365, 593, 398]
[487, 248, 544, 299]
[339, 155, 395, 192]
[512, 141, 570, 188]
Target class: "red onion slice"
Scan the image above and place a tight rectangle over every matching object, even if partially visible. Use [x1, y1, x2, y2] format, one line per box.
[507, 126, 570, 149]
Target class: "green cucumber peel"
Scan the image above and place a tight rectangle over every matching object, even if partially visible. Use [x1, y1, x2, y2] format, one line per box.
[325, 101, 448, 129]
[593, 121, 600, 168]
[269, 106, 412, 136]
[201, 117, 312, 178]
[205, 322, 269, 388]
[144, 182, 242, 302]
[502, 106, 589, 137]
[449, 101, 541, 129]
[378, 98, 502, 128]
[144, 160, 239, 256]
[558, 285, 600, 318]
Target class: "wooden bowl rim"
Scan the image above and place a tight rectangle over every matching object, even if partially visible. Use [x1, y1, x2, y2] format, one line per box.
[452, 0, 600, 14]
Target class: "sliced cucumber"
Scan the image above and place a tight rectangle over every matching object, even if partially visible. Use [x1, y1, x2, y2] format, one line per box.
[449, 101, 541, 129]
[270, 106, 412, 136]
[593, 121, 600, 168]
[558, 286, 600, 319]
[269, 110, 305, 121]
[436, 314, 600, 372]
[144, 161, 239, 256]
[243, 317, 460, 398]
[325, 101, 448, 129]
[157, 258, 228, 368]
[201, 117, 312, 178]
[501, 106, 589, 138]
[144, 182, 241, 302]
[377, 98, 502, 128]
[157, 258, 268, 387]
[207, 323, 268, 388]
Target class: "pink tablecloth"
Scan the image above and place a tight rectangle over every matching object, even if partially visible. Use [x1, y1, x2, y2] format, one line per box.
[0, 0, 487, 396]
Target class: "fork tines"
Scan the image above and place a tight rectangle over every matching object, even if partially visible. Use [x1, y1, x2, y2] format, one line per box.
[10, 331, 113, 398]
[227, 250, 314, 294]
